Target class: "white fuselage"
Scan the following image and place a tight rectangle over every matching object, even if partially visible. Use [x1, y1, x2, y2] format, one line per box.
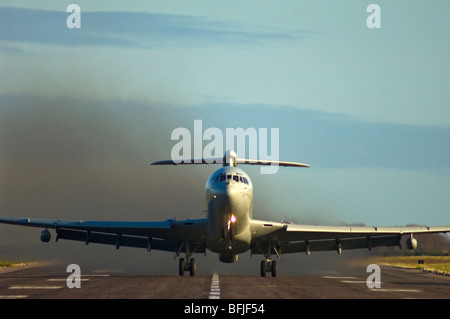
[204, 166, 253, 262]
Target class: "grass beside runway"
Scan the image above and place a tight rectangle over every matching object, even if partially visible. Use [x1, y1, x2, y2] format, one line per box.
[0, 260, 35, 269]
[361, 256, 450, 274]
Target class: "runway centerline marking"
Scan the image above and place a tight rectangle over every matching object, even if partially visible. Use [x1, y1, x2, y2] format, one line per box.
[209, 273, 220, 299]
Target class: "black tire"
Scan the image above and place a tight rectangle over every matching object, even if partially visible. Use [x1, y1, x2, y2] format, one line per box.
[189, 258, 196, 276]
[260, 260, 267, 277]
[179, 258, 185, 276]
[271, 260, 278, 277]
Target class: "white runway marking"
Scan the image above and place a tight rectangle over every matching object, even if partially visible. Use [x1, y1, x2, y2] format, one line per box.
[209, 273, 220, 299]
[0, 295, 28, 299]
[340, 280, 371, 284]
[8, 286, 63, 290]
[47, 278, 90, 282]
[324, 275, 420, 293]
[371, 289, 421, 293]
[322, 276, 358, 279]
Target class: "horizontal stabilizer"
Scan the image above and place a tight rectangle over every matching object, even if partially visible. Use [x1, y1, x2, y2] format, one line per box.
[237, 159, 310, 168]
[151, 150, 309, 168]
[151, 158, 223, 165]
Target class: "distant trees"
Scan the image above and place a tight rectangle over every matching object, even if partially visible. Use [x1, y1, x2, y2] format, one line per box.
[399, 224, 450, 256]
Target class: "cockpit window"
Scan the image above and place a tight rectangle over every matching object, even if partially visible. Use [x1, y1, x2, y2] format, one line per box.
[213, 173, 249, 185]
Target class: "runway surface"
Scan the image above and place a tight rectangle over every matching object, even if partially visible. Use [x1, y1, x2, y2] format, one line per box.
[1, 262, 449, 299]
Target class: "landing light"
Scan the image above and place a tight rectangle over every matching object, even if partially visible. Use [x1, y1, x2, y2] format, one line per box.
[230, 215, 236, 223]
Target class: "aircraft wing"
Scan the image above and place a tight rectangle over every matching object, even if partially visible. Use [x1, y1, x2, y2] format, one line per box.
[0, 216, 208, 254]
[250, 219, 450, 255]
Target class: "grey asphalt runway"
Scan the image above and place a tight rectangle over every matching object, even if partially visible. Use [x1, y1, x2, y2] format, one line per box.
[1, 262, 449, 299]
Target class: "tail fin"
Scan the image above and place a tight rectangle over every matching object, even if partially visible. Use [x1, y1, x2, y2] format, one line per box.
[151, 150, 310, 168]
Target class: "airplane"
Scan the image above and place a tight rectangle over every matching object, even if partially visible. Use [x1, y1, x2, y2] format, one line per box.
[0, 150, 449, 277]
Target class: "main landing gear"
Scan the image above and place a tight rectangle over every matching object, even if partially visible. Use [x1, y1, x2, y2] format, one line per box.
[260, 259, 277, 277]
[259, 242, 281, 277]
[176, 241, 201, 276]
[179, 257, 196, 276]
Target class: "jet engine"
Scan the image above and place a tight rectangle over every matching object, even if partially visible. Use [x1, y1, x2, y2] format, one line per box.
[406, 236, 418, 250]
[40, 229, 51, 243]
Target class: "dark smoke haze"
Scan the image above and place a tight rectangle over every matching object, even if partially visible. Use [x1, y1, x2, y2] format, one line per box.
[0, 94, 372, 276]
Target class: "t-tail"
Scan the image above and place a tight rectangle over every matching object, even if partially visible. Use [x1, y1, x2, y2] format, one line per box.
[150, 150, 310, 168]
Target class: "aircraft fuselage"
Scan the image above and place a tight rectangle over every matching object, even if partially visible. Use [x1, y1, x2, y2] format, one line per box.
[204, 166, 253, 262]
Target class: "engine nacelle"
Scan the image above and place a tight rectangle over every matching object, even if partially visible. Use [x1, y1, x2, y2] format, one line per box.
[219, 254, 238, 263]
[40, 229, 51, 243]
[406, 237, 418, 250]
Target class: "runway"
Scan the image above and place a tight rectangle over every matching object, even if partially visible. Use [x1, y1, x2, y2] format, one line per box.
[1, 262, 449, 299]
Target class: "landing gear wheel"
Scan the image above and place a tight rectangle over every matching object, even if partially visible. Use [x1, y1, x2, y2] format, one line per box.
[271, 260, 277, 277]
[189, 258, 196, 277]
[260, 260, 278, 277]
[179, 257, 197, 276]
[260, 260, 267, 277]
[179, 258, 185, 276]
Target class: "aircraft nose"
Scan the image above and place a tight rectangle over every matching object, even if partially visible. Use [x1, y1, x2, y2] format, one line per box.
[210, 184, 241, 209]
[212, 185, 233, 199]
[225, 185, 238, 198]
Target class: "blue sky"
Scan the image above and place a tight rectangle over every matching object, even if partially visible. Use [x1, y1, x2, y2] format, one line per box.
[0, 1, 448, 232]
